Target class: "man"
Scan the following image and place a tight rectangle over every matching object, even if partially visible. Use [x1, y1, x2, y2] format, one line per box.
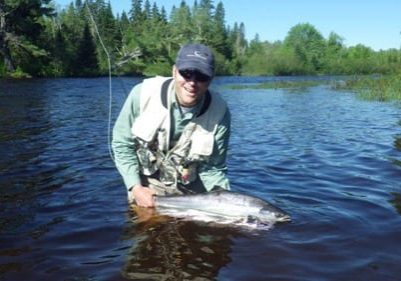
[112, 43, 230, 207]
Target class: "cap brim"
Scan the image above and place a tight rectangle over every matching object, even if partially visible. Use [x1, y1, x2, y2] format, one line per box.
[176, 60, 214, 77]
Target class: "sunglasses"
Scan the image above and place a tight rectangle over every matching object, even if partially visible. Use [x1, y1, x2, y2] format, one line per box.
[178, 69, 211, 82]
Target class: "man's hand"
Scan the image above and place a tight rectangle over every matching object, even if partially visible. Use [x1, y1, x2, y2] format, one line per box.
[130, 184, 155, 207]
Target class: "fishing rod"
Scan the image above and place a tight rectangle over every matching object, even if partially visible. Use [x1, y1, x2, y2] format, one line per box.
[85, 3, 115, 162]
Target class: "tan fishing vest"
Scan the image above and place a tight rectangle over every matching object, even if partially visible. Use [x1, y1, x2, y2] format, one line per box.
[131, 76, 227, 190]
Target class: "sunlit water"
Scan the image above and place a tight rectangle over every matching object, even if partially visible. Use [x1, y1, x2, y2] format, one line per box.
[1, 77, 401, 280]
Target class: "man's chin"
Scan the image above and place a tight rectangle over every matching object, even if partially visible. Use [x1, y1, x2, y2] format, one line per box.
[182, 98, 198, 107]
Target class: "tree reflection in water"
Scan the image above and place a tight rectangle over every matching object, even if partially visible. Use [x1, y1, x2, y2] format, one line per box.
[390, 193, 401, 215]
[121, 206, 242, 280]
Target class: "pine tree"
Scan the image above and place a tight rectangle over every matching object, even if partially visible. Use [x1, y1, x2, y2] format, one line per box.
[192, 0, 214, 44]
[93, 0, 118, 72]
[74, 22, 99, 76]
[170, 1, 193, 43]
[211, 2, 228, 55]
[0, 0, 54, 74]
[130, 0, 144, 32]
[51, 28, 70, 76]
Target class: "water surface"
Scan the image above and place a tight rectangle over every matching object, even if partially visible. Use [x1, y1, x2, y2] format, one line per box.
[1, 77, 401, 280]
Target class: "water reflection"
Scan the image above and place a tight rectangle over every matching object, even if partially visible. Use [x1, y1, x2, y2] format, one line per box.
[390, 120, 401, 167]
[1, 80, 53, 233]
[2, 78, 401, 280]
[390, 193, 401, 215]
[0, 80, 63, 276]
[394, 135, 401, 151]
[121, 207, 237, 280]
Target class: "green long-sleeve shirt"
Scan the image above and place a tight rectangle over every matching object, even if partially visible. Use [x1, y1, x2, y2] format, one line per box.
[112, 79, 231, 192]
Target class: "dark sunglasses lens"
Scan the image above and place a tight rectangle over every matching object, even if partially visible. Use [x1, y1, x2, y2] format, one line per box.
[179, 70, 210, 82]
[179, 69, 192, 79]
[196, 72, 211, 82]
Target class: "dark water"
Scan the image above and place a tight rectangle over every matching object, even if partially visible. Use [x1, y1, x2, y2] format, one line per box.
[1, 77, 401, 281]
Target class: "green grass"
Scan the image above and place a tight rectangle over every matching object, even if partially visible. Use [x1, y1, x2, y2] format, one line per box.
[331, 74, 401, 102]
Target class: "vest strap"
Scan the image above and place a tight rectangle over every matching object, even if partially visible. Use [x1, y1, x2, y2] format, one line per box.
[161, 78, 173, 109]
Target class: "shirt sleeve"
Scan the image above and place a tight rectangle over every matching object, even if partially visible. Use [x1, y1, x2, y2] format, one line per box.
[112, 84, 142, 190]
[198, 108, 231, 191]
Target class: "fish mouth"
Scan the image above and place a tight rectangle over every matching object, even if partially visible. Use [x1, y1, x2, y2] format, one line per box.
[276, 214, 291, 222]
[260, 208, 291, 223]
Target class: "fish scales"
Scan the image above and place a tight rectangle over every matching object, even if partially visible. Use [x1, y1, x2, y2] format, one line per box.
[153, 190, 290, 228]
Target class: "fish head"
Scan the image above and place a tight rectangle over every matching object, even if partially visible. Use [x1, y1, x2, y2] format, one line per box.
[260, 208, 291, 223]
[274, 212, 291, 222]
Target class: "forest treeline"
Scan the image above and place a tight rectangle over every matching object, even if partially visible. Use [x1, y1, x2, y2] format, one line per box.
[1, 0, 400, 78]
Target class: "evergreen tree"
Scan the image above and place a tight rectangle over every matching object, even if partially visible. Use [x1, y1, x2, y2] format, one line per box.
[92, 0, 118, 72]
[151, 3, 161, 22]
[3, 0, 399, 77]
[0, 0, 54, 74]
[75, 0, 83, 9]
[50, 28, 69, 76]
[59, 3, 85, 52]
[170, 1, 193, 43]
[192, 0, 214, 44]
[119, 11, 131, 30]
[143, 0, 151, 20]
[226, 22, 247, 74]
[74, 22, 99, 76]
[130, 0, 144, 31]
[160, 6, 168, 23]
[211, 1, 229, 55]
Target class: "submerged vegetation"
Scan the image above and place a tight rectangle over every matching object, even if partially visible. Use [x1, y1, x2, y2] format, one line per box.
[332, 74, 401, 102]
[229, 74, 401, 102]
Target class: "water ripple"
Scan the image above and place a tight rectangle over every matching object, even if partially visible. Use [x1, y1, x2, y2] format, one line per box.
[1, 78, 401, 280]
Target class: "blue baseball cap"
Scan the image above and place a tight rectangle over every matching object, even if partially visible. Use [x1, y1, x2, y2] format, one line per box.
[175, 44, 215, 78]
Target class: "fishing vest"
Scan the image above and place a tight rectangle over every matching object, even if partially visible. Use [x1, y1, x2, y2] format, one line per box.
[131, 76, 227, 192]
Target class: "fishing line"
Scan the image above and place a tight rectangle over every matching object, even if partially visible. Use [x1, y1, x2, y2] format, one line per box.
[85, 3, 115, 162]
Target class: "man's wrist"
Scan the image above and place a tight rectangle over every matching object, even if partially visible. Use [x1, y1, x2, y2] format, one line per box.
[129, 184, 141, 192]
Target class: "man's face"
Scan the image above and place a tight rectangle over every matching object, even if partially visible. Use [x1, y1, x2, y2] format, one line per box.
[173, 65, 212, 107]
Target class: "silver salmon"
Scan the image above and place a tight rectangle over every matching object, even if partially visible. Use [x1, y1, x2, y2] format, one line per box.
[154, 190, 290, 228]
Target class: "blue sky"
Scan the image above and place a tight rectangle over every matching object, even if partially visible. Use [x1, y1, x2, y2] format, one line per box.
[54, 0, 401, 51]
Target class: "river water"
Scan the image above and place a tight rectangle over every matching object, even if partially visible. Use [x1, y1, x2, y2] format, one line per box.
[1, 76, 401, 281]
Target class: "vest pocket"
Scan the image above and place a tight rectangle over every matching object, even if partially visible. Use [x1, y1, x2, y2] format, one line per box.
[135, 140, 158, 176]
